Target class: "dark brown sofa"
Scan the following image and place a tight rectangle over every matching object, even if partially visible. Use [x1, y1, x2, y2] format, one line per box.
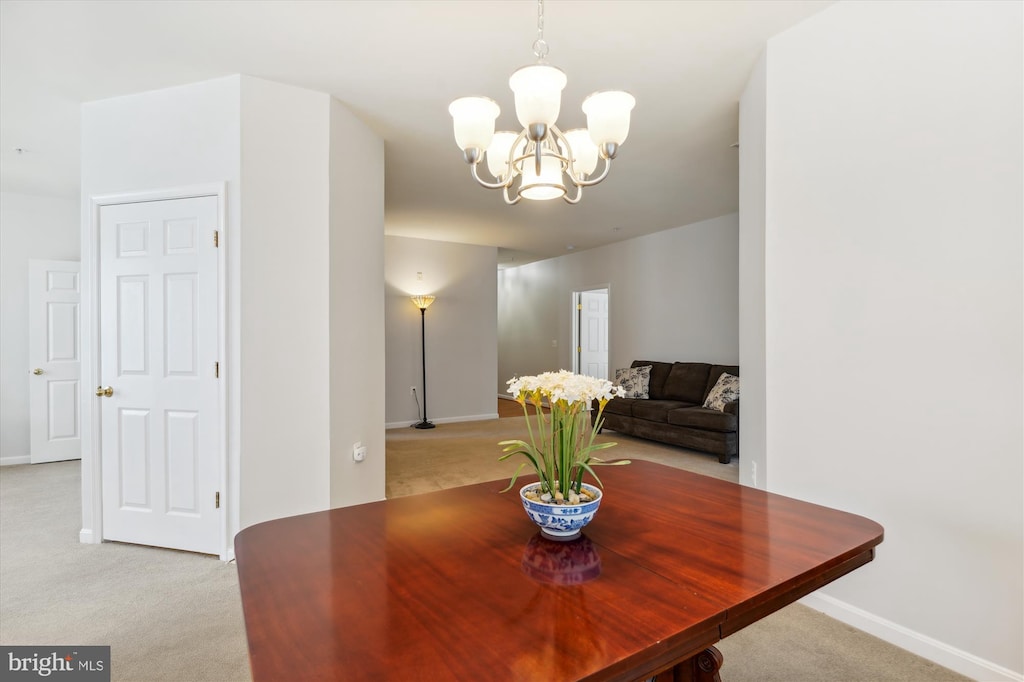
[594, 360, 739, 463]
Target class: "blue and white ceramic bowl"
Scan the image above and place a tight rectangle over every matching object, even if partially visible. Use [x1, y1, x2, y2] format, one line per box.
[519, 482, 603, 541]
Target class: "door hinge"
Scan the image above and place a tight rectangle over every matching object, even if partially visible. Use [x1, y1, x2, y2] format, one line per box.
[215, 361, 219, 378]
[213, 230, 219, 247]
[215, 492, 221, 509]
[577, 303, 582, 310]
[577, 346, 582, 353]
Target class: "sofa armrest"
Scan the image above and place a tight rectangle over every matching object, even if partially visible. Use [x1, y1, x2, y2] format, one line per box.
[723, 400, 739, 419]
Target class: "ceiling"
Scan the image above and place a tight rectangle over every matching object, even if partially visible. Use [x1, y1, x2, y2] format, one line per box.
[0, 0, 831, 265]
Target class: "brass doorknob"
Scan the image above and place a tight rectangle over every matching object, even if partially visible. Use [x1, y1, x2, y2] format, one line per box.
[95, 386, 113, 398]
[32, 368, 43, 375]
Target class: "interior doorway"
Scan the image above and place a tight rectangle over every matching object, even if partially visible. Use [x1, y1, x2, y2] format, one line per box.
[29, 259, 82, 464]
[86, 192, 224, 557]
[572, 288, 609, 379]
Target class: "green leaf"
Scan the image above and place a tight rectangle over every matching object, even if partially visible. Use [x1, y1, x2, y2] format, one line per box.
[581, 441, 617, 456]
[576, 460, 605, 488]
[499, 463, 528, 493]
[590, 458, 631, 466]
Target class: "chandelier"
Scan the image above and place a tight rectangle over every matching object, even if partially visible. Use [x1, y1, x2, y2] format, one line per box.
[448, 0, 635, 205]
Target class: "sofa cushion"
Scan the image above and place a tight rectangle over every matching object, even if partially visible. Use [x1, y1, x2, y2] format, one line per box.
[632, 360, 673, 400]
[704, 364, 740, 402]
[662, 363, 711, 403]
[703, 373, 740, 411]
[668, 406, 738, 433]
[614, 365, 651, 399]
[602, 397, 636, 417]
[632, 400, 694, 422]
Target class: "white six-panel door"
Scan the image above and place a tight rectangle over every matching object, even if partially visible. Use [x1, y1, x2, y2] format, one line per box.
[579, 290, 609, 380]
[29, 260, 82, 464]
[98, 196, 219, 554]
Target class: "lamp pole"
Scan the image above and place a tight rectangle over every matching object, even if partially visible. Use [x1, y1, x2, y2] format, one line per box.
[411, 295, 436, 429]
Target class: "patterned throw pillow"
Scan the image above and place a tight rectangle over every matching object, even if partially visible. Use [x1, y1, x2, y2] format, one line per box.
[614, 365, 652, 399]
[703, 373, 740, 411]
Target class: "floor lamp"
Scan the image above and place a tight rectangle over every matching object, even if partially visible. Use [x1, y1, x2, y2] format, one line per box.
[410, 295, 436, 429]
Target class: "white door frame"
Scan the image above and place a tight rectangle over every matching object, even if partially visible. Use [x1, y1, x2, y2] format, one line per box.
[81, 183, 229, 560]
[571, 284, 611, 377]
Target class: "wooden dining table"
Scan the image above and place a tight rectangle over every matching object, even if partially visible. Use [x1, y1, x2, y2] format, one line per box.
[235, 460, 883, 682]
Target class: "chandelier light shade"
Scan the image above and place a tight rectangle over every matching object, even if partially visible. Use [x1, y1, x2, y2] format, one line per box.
[449, 0, 635, 205]
[583, 91, 636, 147]
[485, 131, 518, 180]
[561, 128, 599, 177]
[519, 154, 566, 201]
[449, 98, 500, 158]
[508, 64, 567, 128]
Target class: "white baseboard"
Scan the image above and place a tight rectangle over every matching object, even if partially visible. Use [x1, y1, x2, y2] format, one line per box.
[801, 592, 1023, 682]
[0, 455, 30, 466]
[386, 413, 500, 430]
[79, 528, 99, 544]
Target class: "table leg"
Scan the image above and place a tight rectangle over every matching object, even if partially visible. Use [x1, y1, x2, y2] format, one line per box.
[651, 646, 723, 682]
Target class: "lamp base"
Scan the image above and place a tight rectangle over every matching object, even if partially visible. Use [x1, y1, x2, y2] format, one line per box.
[413, 421, 436, 430]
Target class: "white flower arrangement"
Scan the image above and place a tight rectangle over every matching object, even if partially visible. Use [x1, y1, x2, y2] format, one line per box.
[500, 370, 630, 502]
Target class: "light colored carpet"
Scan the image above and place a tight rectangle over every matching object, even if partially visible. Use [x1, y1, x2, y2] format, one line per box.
[0, 460, 250, 681]
[385, 413, 739, 498]
[0, 416, 969, 681]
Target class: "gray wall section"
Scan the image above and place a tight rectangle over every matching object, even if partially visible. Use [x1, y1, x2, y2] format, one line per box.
[498, 213, 739, 393]
[384, 236, 498, 425]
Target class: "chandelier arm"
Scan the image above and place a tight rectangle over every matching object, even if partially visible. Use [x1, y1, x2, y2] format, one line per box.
[470, 163, 512, 191]
[562, 182, 583, 204]
[503, 184, 523, 205]
[550, 125, 612, 188]
[571, 156, 613, 188]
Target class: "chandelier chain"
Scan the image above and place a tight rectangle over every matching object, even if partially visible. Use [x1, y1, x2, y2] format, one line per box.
[532, 0, 549, 61]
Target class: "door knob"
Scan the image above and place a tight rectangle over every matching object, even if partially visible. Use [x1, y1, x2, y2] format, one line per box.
[95, 386, 113, 398]
[32, 368, 43, 375]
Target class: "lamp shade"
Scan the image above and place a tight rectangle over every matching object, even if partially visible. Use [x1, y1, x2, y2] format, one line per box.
[449, 97, 500, 152]
[582, 91, 636, 146]
[561, 129, 599, 177]
[508, 64, 567, 129]
[518, 154, 566, 201]
[485, 131, 518, 180]
[410, 295, 435, 310]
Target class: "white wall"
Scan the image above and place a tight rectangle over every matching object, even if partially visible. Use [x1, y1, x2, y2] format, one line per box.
[0, 192, 80, 464]
[385, 236, 497, 425]
[80, 76, 243, 545]
[237, 76, 332, 528]
[80, 75, 387, 549]
[498, 214, 739, 392]
[329, 99, 386, 507]
[743, 1, 1023, 678]
[738, 53, 767, 490]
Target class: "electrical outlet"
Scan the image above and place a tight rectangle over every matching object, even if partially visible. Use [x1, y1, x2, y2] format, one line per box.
[353, 442, 367, 462]
[410, 386, 417, 396]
